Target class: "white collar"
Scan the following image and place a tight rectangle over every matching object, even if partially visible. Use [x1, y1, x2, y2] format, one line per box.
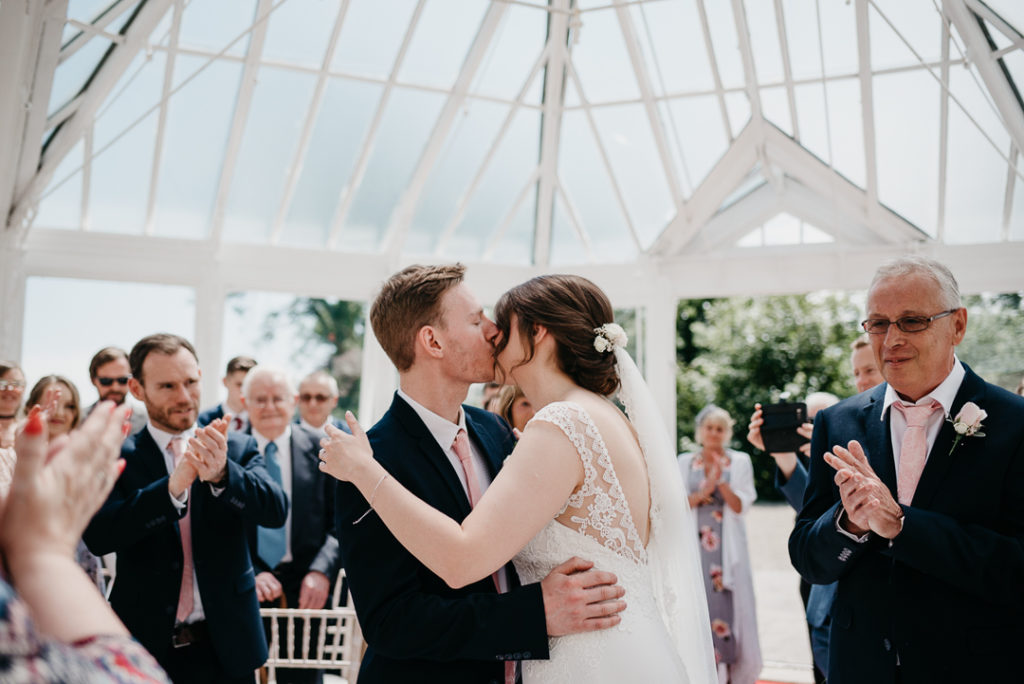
[397, 388, 467, 452]
[146, 421, 196, 453]
[881, 357, 965, 419]
[252, 425, 292, 453]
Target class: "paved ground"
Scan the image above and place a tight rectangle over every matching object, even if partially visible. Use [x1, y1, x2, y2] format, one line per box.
[748, 502, 815, 684]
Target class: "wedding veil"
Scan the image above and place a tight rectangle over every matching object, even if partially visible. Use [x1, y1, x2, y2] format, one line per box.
[614, 346, 717, 684]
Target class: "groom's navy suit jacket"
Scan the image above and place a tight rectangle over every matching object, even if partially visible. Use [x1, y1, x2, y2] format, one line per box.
[84, 427, 289, 677]
[789, 365, 1024, 684]
[335, 394, 549, 684]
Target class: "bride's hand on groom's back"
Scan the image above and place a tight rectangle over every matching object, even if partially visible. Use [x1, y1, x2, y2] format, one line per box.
[541, 557, 626, 636]
[319, 411, 374, 483]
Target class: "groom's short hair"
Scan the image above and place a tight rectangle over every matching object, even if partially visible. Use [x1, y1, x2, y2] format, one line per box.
[371, 264, 466, 372]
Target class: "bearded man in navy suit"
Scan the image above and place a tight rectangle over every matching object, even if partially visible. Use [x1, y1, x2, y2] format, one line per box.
[789, 256, 1024, 684]
[84, 334, 287, 684]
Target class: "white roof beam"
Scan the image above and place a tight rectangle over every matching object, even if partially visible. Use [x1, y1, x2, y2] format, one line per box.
[648, 120, 760, 256]
[59, 0, 136, 63]
[943, 0, 1024, 160]
[144, 0, 182, 236]
[326, 0, 427, 250]
[379, 1, 510, 259]
[773, 0, 800, 140]
[7, 0, 174, 234]
[937, 15, 951, 241]
[533, 2, 571, 267]
[686, 182, 781, 253]
[855, 0, 880, 228]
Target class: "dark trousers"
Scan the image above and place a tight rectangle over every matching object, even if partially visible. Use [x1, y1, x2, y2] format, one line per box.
[162, 624, 252, 684]
[261, 562, 325, 684]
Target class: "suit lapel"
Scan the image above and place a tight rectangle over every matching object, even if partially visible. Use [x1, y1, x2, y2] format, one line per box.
[912, 366, 988, 508]
[390, 395, 473, 518]
[290, 428, 315, 539]
[860, 387, 897, 495]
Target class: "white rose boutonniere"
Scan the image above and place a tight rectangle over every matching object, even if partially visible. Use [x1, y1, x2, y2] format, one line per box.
[948, 401, 986, 454]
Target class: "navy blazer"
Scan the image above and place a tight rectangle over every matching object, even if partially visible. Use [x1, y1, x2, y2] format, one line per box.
[84, 427, 289, 677]
[789, 365, 1024, 683]
[247, 424, 339, 584]
[335, 394, 548, 684]
[196, 404, 223, 427]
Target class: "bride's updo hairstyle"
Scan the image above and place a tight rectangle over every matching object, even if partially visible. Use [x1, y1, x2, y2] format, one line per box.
[493, 274, 620, 397]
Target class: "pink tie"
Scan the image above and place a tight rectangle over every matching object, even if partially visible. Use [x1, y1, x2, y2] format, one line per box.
[170, 437, 194, 623]
[453, 430, 514, 684]
[893, 400, 942, 505]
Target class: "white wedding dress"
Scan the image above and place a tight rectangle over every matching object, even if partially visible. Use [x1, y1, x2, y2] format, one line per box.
[513, 400, 714, 684]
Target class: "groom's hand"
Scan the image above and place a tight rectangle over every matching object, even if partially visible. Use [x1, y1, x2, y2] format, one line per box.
[541, 557, 626, 636]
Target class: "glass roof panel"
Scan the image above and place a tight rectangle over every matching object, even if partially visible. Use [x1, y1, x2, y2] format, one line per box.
[397, 0, 489, 90]
[760, 85, 792, 136]
[743, 0, 784, 85]
[870, 0, 942, 71]
[985, 0, 1024, 32]
[803, 223, 833, 244]
[558, 109, 634, 260]
[487, 184, 535, 266]
[153, 55, 242, 240]
[222, 67, 318, 244]
[874, 69, 939, 235]
[817, 0, 859, 76]
[1000, 47, 1024, 101]
[666, 94, 730, 196]
[704, 0, 743, 90]
[549, 191, 585, 266]
[944, 101, 1006, 244]
[330, 0, 417, 79]
[63, 0, 138, 44]
[177, 0, 255, 57]
[281, 78, 383, 249]
[570, 9, 641, 104]
[449, 108, 540, 259]
[93, 50, 165, 152]
[407, 99, 511, 253]
[262, 0, 340, 68]
[468, 3, 547, 102]
[88, 110, 157, 233]
[794, 83, 830, 163]
[946, 55, 1011, 153]
[342, 87, 447, 250]
[34, 140, 84, 230]
[781, 0, 822, 81]
[737, 226, 762, 247]
[724, 91, 751, 138]
[763, 212, 801, 245]
[824, 78, 865, 187]
[48, 34, 113, 116]
[630, 0, 714, 96]
[592, 103, 675, 246]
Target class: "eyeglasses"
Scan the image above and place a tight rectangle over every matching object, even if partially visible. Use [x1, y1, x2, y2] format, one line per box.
[251, 396, 289, 409]
[299, 393, 334, 403]
[861, 309, 957, 335]
[0, 380, 25, 392]
[96, 376, 131, 387]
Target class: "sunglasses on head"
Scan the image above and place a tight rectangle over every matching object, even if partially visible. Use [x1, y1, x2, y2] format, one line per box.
[97, 376, 131, 387]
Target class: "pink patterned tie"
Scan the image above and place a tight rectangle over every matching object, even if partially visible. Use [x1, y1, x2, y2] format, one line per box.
[893, 400, 942, 505]
[170, 437, 194, 623]
[452, 430, 513, 684]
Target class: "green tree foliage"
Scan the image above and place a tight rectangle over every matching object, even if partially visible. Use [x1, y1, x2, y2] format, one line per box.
[957, 294, 1024, 391]
[263, 298, 366, 415]
[676, 293, 863, 500]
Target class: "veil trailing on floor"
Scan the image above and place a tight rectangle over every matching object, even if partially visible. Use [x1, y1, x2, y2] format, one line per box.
[614, 346, 717, 684]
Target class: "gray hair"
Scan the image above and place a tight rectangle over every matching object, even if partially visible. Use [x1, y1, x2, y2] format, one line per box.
[241, 365, 296, 398]
[805, 391, 839, 417]
[869, 256, 962, 310]
[695, 404, 734, 444]
[299, 370, 339, 397]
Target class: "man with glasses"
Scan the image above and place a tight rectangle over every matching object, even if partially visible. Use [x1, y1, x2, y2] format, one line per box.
[295, 370, 348, 438]
[789, 256, 1024, 684]
[85, 347, 147, 434]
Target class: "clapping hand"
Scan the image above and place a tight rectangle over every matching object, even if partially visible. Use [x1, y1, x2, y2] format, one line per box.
[318, 411, 373, 483]
[825, 440, 903, 539]
[187, 416, 229, 484]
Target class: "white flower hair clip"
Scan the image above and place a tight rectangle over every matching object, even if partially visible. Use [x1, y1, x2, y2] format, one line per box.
[593, 323, 628, 353]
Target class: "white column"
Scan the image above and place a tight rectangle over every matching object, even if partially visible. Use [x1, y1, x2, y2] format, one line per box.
[643, 287, 679, 450]
[193, 261, 225, 407]
[0, 232, 27, 361]
[357, 310, 397, 426]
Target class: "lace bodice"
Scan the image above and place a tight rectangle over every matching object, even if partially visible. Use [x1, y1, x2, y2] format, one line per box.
[528, 401, 648, 565]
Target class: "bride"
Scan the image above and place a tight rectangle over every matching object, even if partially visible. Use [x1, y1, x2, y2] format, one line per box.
[320, 275, 716, 683]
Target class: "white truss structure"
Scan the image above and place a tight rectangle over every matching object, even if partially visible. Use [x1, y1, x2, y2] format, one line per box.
[1, 0, 1023, 431]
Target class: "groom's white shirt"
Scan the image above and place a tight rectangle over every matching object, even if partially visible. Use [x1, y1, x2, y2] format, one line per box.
[397, 388, 509, 592]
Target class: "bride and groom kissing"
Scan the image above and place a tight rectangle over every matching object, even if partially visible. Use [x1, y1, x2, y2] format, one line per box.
[320, 264, 718, 684]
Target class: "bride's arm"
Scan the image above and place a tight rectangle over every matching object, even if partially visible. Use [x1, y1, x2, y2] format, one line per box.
[321, 415, 582, 589]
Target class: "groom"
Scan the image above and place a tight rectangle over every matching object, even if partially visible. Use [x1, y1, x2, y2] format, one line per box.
[335, 264, 627, 684]
[789, 256, 1024, 683]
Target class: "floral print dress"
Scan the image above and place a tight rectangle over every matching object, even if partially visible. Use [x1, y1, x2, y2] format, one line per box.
[687, 454, 736, 666]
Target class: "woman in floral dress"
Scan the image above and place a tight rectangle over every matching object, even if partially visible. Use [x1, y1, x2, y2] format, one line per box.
[679, 405, 762, 684]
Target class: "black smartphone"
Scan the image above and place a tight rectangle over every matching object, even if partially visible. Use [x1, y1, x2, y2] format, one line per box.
[760, 402, 810, 453]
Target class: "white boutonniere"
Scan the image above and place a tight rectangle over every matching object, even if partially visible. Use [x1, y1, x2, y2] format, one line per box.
[947, 401, 986, 454]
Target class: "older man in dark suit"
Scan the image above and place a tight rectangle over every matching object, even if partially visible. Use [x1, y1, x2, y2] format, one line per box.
[789, 256, 1024, 683]
[84, 334, 288, 684]
[244, 365, 339, 684]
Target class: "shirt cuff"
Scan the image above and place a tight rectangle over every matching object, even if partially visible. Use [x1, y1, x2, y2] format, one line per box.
[208, 483, 225, 497]
[833, 507, 870, 543]
[169, 488, 187, 510]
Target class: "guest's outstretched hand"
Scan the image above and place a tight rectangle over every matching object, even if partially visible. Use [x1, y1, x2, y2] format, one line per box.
[319, 411, 374, 482]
